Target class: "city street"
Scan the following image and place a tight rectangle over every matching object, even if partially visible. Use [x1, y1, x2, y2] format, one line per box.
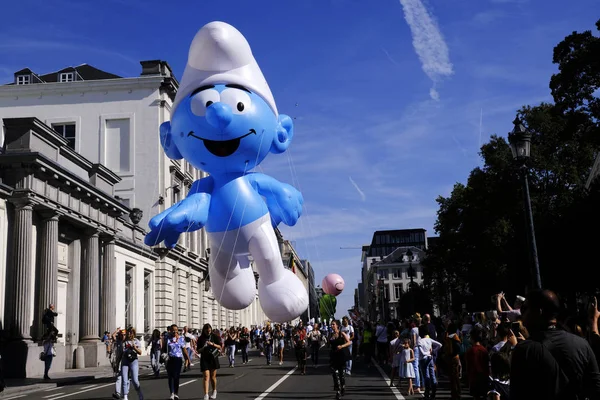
[1, 349, 472, 400]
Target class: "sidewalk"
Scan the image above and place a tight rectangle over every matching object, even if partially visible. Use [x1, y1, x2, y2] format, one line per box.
[1, 355, 152, 398]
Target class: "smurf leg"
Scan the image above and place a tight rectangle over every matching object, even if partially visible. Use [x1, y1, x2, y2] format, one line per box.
[248, 216, 308, 322]
[208, 241, 257, 310]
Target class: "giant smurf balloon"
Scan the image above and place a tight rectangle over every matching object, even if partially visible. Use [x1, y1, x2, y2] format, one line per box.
[322, 274, 345, 296]
[144, 21, 308, 322]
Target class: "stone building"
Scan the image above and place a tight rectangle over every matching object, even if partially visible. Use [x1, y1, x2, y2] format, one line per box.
[0, 117, 152, 377]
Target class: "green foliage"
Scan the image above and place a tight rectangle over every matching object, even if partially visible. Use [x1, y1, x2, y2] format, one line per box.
[424, 20, 600, 310]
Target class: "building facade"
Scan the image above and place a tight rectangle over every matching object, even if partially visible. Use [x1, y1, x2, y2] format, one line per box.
[0, 117, 154, 377]
[302, 260, 319, 322]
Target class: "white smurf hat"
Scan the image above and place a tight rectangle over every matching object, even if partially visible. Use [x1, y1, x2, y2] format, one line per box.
[173, 21, 278, 116]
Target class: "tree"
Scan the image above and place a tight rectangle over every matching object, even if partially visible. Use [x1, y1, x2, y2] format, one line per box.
[424, 20, 600, 312]
[550, 19, 600, 125]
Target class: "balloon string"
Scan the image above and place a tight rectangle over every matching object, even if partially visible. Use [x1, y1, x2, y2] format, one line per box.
[215, 126, 267, 311]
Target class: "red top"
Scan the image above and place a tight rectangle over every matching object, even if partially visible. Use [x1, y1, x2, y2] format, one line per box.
[465, 343, 489, 385]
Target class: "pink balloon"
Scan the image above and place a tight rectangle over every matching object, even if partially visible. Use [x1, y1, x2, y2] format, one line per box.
[322, 274, 345, 296]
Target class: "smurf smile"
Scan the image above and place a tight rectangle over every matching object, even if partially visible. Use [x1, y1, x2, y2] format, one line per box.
[187, 129, 257, 157]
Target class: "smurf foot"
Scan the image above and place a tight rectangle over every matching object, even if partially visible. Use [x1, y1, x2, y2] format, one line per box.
[258, 268, 308, 322]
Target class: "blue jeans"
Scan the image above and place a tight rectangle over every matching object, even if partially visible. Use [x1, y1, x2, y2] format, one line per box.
[167, 357, 183, 395]
[265, 344, 273, 364]
[413, 347, 422, 388]
[121, 359, 143, 399]
[345, 343, 353, 373]
[419, 356, 437, 398]
[43, 355, 53, 378]
[150, 349, 161, 376]
[227, 345, 236, 366]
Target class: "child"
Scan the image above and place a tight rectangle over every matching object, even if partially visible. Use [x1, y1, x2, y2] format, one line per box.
[488, 352, 510, 400]
[398, 338, 416, 395]
[389, 331, 403, 387]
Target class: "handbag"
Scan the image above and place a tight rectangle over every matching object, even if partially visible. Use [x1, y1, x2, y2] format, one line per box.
[125, 349, 138, 362]
[39, 351, 46, 361]
[160, 352, 169, 364]
[209, 347, 220, 358]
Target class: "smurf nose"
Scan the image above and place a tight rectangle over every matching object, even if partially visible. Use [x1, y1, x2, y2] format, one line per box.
[206, 102, 233, 130]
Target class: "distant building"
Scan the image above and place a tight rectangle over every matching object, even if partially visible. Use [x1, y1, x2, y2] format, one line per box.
[302, 260, 319, 322]
[361, 229, 428, 322]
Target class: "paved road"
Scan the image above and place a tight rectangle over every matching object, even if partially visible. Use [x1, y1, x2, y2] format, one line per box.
[4, 348, 473, 400]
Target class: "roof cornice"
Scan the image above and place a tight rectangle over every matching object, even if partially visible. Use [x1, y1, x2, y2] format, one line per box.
[0, 76, 166, 97]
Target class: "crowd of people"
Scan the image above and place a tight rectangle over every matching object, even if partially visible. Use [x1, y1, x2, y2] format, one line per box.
[100, 316, 357, 400]
[20, 288, 600, 400]
[348, 289, 600, 400]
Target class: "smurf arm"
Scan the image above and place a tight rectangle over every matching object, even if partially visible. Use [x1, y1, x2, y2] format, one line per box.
[248, 173, 303, 227]
[144, 176, 214, 248]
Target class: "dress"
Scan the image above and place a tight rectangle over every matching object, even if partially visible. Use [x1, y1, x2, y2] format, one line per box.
[197, 334, 221, 371]
[398, 349, 415, 379]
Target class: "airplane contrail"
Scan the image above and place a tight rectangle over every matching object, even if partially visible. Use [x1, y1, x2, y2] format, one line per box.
[348, 176, 366, 202]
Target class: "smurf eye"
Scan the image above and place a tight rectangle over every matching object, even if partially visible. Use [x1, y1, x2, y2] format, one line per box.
[220, 88, 251, 115]
[190, 89, 220, 116]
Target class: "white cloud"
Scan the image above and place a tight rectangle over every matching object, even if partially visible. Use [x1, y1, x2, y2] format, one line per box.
[430, 87, 440, 101]
[398, 0, 453, 98]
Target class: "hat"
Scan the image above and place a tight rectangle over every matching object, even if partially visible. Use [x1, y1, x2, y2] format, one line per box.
[173, 21, 278, 116]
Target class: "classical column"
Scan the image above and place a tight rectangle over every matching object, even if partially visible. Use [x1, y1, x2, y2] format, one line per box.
[100, 238, 116, 333]
[80, 231, 100, 341]
[10, 201, 33, 340]
[37, 211, 59, 338]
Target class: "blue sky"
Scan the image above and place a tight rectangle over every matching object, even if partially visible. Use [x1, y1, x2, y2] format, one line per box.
[0, 0, 597, 319]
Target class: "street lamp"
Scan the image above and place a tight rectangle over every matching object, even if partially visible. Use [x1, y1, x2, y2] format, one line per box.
[378, 278, 386, 322]
[508, 117, 542, 290]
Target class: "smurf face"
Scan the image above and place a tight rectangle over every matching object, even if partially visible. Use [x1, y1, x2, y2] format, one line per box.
[170, 84, 279, 175]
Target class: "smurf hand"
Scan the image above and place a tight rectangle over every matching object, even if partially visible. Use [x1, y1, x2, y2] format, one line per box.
[144, 192, 210, 248]
[266, 183, 303, 227]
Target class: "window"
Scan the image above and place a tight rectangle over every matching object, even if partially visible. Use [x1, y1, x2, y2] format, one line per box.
[59, 72, 74, 82]
[392, 269, 401, 279]
[185, 161, 194, 177]
[378, 269, 388, 280]
[16, 75, 30, 85]
[394, 283, 403, 300]
[383, 285, 389, 300]
[105, 119, 130, 172]
[52, 123, 76, 149]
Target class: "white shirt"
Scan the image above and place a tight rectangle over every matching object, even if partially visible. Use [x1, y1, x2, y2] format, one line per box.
[375, 325, 388, 343]
[341, 324, 354, 340]
[418, 337, 442, 359]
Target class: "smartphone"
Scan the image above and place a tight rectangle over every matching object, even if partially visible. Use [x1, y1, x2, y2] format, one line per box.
[511, 322, 521, 336]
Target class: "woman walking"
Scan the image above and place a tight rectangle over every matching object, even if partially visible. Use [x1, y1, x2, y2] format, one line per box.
[225, 327, 238, 368]
[308, 322, 322, 367]
[198, 323, 223, 400]
[148, 329, 162, 378]
[329, 319, 351, 399]
[292, 327, 307, 375]
[42, 331, 56, 380]
[166, 324, 188, 400]
[120, 328, 144, 400]
[262, 324, 274, 366]
[274, 325, 285, 365]
[239, 327, 250, 365]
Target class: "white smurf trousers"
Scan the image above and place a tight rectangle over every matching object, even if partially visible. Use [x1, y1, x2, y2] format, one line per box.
[208, 214, 309, 322]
